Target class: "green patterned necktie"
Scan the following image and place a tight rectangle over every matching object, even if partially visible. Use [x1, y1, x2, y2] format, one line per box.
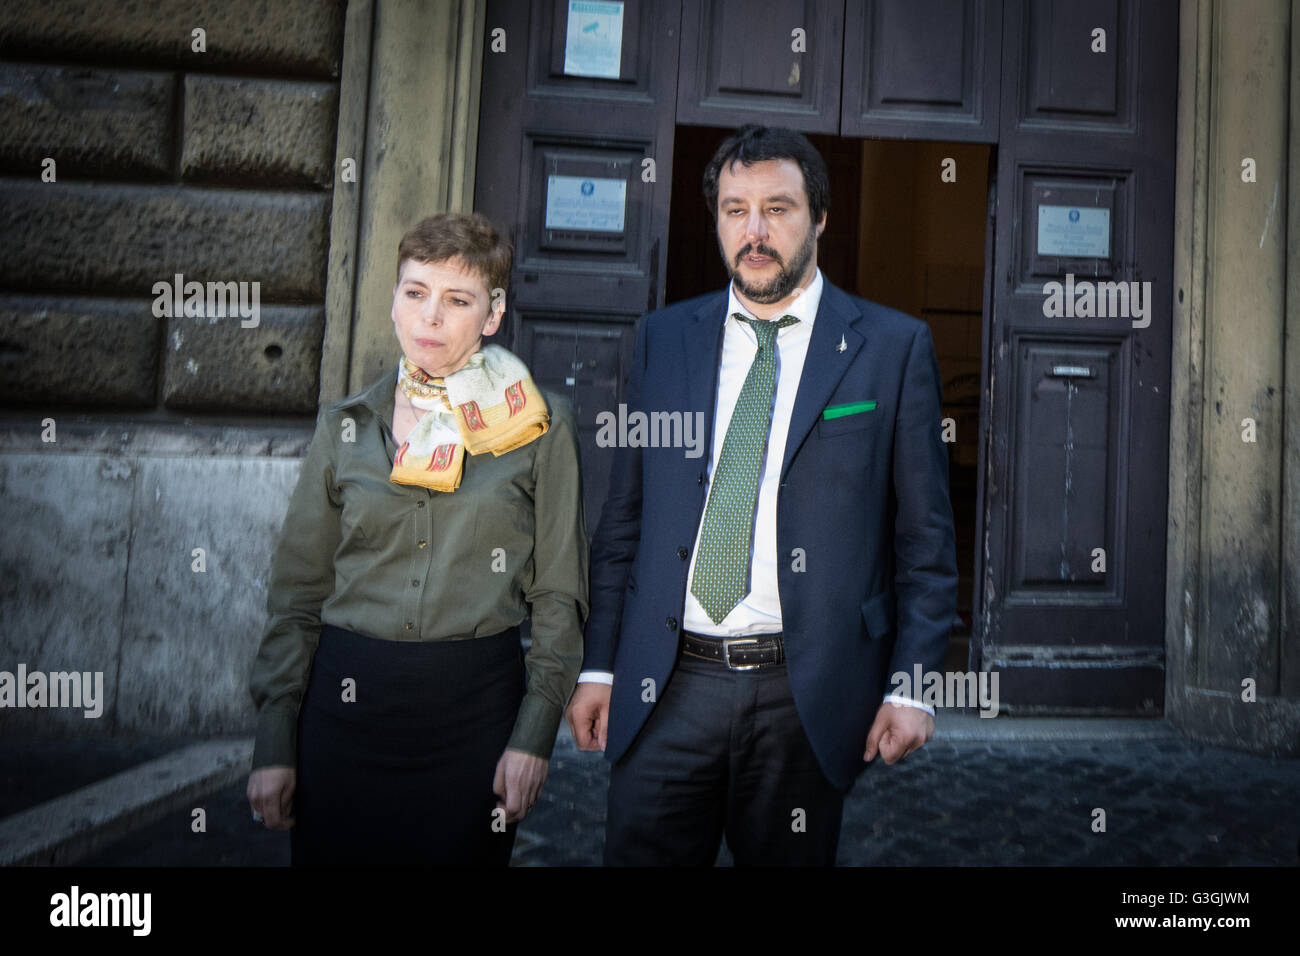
[691, 313, 800, 624]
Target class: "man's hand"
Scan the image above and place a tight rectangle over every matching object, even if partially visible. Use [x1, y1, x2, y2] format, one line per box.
[864, 701, 934, 764]
[492, 748, 548, 824]
[247, 766, 297, 829]
[565, 682, 611, 752]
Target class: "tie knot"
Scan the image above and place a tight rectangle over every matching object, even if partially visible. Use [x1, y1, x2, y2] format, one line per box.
[736, 313, 798, 349]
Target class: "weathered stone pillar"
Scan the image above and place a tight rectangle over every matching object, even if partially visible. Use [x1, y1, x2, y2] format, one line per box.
[324, 0, 487, 400]
[1167, 0, 1300, 753]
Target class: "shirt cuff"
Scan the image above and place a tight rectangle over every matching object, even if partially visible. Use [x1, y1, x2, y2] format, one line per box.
[577, 670, 614, 685]
[506, 691, 564, 759]
[882, 693, 935, 717]
[251, 700, 299, 769]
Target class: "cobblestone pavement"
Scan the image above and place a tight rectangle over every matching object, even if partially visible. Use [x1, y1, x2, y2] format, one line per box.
[72, 724, 1300, 867]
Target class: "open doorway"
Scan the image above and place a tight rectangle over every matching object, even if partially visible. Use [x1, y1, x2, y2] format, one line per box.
[666, 126, 992, 673]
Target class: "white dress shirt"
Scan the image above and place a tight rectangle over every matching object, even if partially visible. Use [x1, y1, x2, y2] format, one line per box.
[682, 268, 822, 635]
[578, 269, 931, 716]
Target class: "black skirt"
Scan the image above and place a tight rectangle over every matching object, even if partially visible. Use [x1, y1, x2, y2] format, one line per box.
[291, 623, 525, 866]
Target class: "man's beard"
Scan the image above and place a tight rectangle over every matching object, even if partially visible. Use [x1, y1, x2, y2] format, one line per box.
[722, 224, 817, 305]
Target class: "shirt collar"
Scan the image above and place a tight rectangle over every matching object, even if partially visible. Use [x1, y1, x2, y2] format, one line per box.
[351, 365, 400, 422]
[726, 266, 823, 329]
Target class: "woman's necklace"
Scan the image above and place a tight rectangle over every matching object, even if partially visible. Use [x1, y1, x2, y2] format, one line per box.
[397, 356, 452, 407]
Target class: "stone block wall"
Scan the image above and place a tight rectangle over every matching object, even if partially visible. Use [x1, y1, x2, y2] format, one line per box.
[0, 0, 347, 740]
[0, 0, 345, 414]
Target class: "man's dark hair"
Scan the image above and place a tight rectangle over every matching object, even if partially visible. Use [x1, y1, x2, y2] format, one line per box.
[701, 125, 830, 225]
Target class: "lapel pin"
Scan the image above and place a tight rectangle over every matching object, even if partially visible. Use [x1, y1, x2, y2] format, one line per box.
[837, 334, 847, 353]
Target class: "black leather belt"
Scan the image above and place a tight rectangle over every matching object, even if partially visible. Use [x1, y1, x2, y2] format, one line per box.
[681, 631, 785, 670]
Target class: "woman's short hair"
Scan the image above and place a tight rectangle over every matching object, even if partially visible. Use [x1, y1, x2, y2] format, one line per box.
[701, 125, 830, 226]
[396, 212, 513, 296]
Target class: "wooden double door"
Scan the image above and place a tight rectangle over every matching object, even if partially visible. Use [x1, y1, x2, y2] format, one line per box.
[475, 0, 1178, 714]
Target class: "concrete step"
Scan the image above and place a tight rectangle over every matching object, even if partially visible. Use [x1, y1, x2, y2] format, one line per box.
[0, 738, 250, 866]
[935, 712, 1181, 741]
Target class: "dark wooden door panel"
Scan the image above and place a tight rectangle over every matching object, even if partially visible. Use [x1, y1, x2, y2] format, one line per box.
[1020, 0, 1130, 127]
[841, 0, 1001, 142]
[519, 317, 634, 529]
[978, 0, 1178, 713]
[477, 0, 682, 531]
[1010, 339, 1122, 597]
[676, 0, 843, 132]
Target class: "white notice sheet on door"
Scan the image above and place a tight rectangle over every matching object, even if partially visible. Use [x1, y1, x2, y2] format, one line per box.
[564, 0, 624, 79]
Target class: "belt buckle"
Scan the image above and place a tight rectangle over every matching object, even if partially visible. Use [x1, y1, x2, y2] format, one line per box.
[722, 637, 760, 671]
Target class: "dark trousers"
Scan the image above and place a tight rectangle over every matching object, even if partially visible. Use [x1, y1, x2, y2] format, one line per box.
[604, 653, 845, 866]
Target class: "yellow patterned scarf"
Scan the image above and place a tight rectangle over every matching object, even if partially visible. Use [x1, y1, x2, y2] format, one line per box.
[390, 345, 549, 492]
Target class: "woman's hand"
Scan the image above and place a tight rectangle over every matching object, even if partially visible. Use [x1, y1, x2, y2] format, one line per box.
[492, 748, 548, 824]
[247, 766, 297, 830]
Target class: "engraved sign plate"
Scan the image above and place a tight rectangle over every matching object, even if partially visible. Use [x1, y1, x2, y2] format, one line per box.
[545, 175, 627, 232]
[1037, 205, 1111, 258]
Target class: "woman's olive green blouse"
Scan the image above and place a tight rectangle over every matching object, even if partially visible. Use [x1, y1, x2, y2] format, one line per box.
[248, 371, 589, 770]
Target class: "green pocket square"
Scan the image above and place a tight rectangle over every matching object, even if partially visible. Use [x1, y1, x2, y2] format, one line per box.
[822, 401, 877, 420]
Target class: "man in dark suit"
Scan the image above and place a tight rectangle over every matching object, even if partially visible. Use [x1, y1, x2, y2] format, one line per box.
[565, 125, 958, 865]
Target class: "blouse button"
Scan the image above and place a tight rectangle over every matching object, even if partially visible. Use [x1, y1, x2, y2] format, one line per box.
[404, 621, 414, 630]
[411, 579, 419, 587]
[416, 500, 425, 508]
[418, 540, 428, 548]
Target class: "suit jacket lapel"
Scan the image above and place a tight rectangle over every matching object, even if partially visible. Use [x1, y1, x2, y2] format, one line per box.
[683, 291, 729, 438]
[781, 281, 867, 479]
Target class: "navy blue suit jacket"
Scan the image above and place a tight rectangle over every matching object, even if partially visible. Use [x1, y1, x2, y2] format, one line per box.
[582, 278, 958, 792]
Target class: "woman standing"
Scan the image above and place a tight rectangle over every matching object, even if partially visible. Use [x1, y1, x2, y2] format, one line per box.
[246, 213, 587, 865]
